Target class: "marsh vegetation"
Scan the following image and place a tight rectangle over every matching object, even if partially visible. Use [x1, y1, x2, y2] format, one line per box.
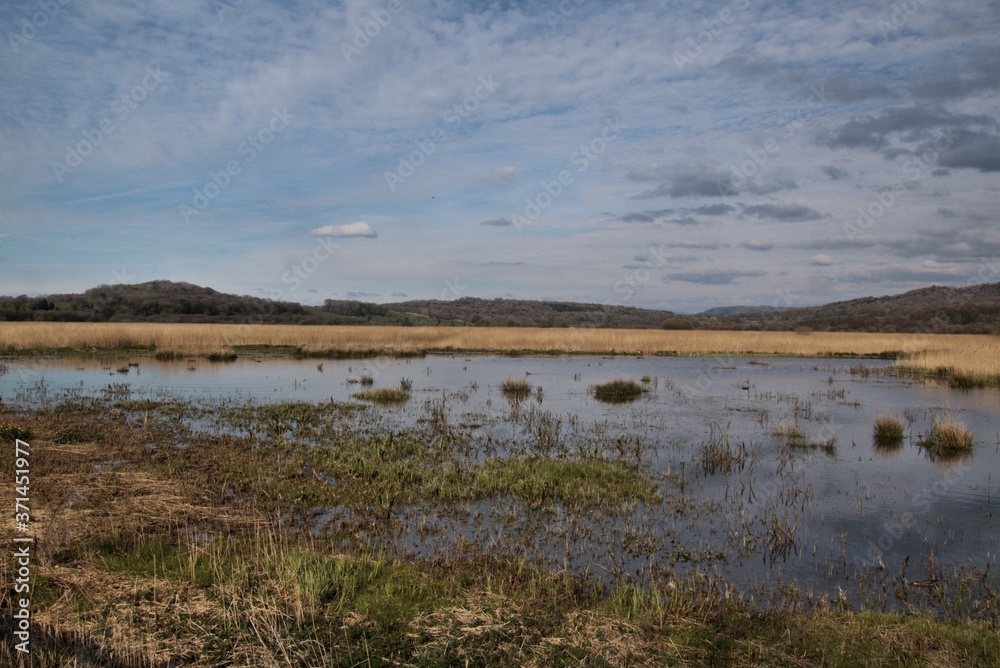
[1, 353, 997, 665]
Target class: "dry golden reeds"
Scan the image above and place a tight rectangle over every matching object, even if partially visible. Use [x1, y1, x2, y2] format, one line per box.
[0, 322, 997, 381]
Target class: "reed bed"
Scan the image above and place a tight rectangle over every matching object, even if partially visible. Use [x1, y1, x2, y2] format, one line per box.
[1, 322, 997, 381]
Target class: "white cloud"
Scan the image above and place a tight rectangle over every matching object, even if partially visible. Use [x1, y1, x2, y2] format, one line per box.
[810, 254, 835, 266]
[310, 222, 377, 238]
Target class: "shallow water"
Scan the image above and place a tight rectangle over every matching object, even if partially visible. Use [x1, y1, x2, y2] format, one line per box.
[4, 354, 998, 611]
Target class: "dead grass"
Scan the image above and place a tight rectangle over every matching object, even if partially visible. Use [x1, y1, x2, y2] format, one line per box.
[872, 412, 906, 449]
[2, 322, 997, 378]
[923, 416, 975, 453]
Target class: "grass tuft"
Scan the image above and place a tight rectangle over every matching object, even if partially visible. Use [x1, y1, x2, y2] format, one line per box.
[872, 412, 905, 449]
[772, 421, 836, 454]
[500, 377, 532, 398]
[922, 415, 975, 453]
[592, 378, 645, 403]
[352, 388, 411, 404]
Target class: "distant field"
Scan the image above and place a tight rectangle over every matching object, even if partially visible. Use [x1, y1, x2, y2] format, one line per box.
[1, 321, 997, 380]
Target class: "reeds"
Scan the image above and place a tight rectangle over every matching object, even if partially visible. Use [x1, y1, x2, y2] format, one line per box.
[872, 412, 905, 449]
[922, 416, 975, 453]
[1, 322, 997, 380]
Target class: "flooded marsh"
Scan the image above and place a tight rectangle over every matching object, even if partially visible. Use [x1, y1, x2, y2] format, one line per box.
[6, 355, 998, 608]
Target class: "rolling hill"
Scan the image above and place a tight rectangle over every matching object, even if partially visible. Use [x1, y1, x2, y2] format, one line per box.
[1, 280, 998, 334]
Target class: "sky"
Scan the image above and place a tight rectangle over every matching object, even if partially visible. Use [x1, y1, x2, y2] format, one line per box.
[1, 0, 998, 313]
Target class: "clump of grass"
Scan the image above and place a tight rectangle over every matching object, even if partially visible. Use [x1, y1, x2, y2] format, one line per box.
[922, 416, 974, 454]
[772, 421, 836, 454]
[698, 424, 750, 475]
[872, 412, 905, 450]
[352, 388, 411, 404]
[206, 352, 238, 363]
[592, 378, 645, 403]
[359, 374, 375, 386]
[399, 377, 413, 391]
[500, 377, 532, 399]
[52, 427, 101, 444]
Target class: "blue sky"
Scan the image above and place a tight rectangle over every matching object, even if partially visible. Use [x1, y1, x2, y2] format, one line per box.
[1, 0, 998, 312]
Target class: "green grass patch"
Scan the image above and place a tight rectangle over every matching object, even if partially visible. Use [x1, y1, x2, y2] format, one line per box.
[473, 456, 660, 508]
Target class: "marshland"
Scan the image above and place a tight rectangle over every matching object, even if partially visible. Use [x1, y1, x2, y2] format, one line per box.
[2, 338, 998, 665]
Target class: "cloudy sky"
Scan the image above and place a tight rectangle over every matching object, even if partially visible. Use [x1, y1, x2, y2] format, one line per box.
[1, 0, 998, 312]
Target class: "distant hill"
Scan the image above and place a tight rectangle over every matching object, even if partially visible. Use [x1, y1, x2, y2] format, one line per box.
[0, 280, 312, 324]
[362, 297, 677, 328]
[698, 283, 1000, 334]
[0, 281, 677, 328]
[2, 280, 998, 333]
[699, 305, 790, 317]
